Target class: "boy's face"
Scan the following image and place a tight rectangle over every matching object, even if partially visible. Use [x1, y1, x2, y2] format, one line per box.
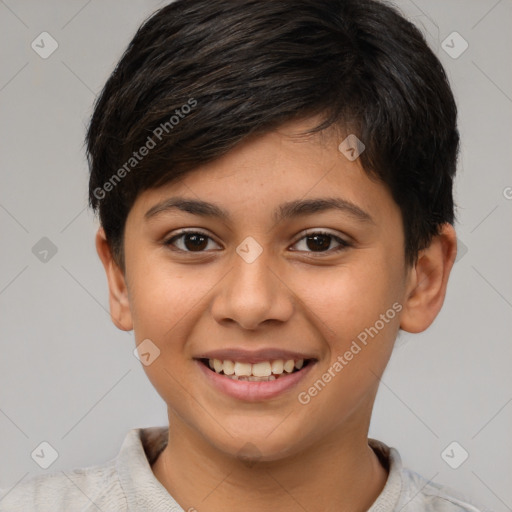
[101, 118, 428, 460]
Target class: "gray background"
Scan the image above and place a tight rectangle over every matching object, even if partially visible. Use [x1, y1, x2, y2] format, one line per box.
[0, 0, 511, 510]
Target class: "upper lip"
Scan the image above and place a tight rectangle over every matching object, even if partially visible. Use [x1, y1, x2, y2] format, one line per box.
[194, 348, 318, 364]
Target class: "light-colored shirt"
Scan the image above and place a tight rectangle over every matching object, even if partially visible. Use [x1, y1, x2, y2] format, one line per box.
[0, 426, 485, 511]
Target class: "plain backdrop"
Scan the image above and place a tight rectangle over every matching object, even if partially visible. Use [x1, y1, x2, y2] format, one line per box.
[0, 0, 511, 510]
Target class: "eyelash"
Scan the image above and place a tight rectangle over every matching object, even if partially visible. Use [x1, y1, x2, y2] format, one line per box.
[163, 229, 351, 256]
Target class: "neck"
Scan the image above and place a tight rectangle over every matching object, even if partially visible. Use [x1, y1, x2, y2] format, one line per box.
[152, 414, 388, 512]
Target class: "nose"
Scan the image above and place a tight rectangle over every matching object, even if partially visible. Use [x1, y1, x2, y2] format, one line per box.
[210, 245, 294, 331]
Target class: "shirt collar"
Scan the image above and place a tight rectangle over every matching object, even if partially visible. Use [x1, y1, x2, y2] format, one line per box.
[367, 438, 403, 511]
[116, 426, 179, 511]
[117, 427, 403, 512]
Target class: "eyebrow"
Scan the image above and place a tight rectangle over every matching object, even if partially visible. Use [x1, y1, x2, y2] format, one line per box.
[144, 196, 375, 225]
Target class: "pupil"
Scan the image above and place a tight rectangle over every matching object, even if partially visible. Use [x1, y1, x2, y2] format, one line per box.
[185, 233, 208, 251]
[307, 234, 330, 252]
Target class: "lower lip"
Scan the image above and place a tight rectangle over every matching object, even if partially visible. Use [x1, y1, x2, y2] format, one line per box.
[196, 360, 315, 402]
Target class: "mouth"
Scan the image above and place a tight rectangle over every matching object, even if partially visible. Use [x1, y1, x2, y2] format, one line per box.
[195, 355, 317, 401]
[198, 357, 313, 381]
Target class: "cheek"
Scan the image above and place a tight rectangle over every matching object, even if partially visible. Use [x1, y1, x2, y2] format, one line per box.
[300, 260, 402, 343]
[128, 260, 200, 340]
[127, 264, 204, 406]
[293, 269, 401, 429]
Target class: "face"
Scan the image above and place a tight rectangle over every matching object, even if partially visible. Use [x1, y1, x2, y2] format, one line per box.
[102, 118, 420, 461]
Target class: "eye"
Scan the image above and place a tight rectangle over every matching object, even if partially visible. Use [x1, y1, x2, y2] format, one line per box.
[290, 230, 350, 255]
[164, 230, 221, 252]
[164, 229, 350, 255]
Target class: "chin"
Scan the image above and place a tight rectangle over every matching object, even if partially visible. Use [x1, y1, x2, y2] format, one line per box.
[203, 424, 313, 464]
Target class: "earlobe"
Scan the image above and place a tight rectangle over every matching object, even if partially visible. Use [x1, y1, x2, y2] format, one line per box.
[399, 223, 457, 333]
[95, 227, 133, 331]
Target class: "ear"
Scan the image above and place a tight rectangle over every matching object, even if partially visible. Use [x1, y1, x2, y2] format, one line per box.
[400, 223, 457, 333]
[95, 227, 133, 331]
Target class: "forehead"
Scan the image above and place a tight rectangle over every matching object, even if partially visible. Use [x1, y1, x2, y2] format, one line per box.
[127, 119, 400, 231]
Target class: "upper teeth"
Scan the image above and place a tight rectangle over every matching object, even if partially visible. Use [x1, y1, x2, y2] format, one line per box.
[208, 358, 304, 377]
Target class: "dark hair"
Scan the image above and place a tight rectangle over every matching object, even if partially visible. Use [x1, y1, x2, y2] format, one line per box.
[86, 0, 459, 270]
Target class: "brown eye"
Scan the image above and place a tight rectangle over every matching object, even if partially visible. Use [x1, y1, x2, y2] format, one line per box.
[305, 233, 331, 252]
[165, 231, 220, 252]
[291, 231, 350, 255]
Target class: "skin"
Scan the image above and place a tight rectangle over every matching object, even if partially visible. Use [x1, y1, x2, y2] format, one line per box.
[96, 117, 457, 512]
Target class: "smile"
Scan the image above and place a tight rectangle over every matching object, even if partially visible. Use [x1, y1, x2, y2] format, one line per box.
[196, 356, 316, 401]
[201, 358, 309, 381]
